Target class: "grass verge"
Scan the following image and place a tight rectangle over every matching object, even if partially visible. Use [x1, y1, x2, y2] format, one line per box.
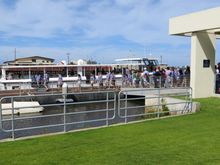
[0, 97, 220, 165]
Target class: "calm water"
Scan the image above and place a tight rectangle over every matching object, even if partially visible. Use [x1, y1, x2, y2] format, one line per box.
[0, 98, 144, 140]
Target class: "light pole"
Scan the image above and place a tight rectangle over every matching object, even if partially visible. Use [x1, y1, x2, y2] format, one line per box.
[66, 53, 70, 64]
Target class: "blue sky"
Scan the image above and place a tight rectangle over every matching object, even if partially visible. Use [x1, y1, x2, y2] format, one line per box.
[1, 0, 220, 66]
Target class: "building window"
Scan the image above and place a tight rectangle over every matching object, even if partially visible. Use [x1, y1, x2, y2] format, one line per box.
[32, 59, 36, 62]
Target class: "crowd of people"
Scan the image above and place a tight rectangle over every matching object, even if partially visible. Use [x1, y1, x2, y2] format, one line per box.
[30, 66, 191, 91]
[31, 72, 50, 91]
[121, 66, 191, 88]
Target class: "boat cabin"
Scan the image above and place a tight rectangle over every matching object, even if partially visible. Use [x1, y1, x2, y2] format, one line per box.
[115, 57, 159, 72]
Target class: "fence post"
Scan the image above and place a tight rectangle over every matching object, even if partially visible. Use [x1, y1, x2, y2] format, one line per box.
[118, 91, 121, 120]
[157, 88, 160, 118]
[0, 100, 2, 130]
[62, 83, 68, 132]
[106, 92, 109, 126]
[11, 97, 15, 139]
[190, 88, 193, 112]
[114, 92, 116, 118]
[63, 94, 67, 132]
[63, 94, 66, 132]
[125, 91, 128, 123]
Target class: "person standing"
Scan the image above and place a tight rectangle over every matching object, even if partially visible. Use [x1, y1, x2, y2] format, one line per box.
[178, 68, 184, 87]
[90, 73, 96, 88]
[165, 67, 171, 88]
[36, 73, 41, 88]
[184, 66, 190, 87]
[77, 74, 82, 91]
[57, 74, 63, 88]
[43, 72, 49, 91]
[97, 72, 103, 88]
[110, 71, 116, 88]
[105, 72, 111, 88]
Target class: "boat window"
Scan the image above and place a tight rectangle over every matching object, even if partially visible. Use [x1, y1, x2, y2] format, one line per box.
[148, 60, 159, 66]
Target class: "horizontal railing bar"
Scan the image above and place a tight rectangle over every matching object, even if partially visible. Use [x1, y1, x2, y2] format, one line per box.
[0, 91, 115, 101]
[118, 108, 192, 118]
[1, 108, 115, 121]
[3, 115, 115, 132]
[119, 101, 191, 110]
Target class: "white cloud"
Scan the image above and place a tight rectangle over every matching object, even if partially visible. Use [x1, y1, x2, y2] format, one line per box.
[1, 0, 220, 66]
[1, 0, 220, 41]
[0, 0, 83, 37]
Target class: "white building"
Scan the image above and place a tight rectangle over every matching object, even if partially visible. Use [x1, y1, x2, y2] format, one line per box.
[169, 7, 220, 98]
[3, 56, 54, 66]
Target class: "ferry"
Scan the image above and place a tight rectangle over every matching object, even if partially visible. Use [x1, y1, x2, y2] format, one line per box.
[115, 57, 159, 72]
[0, 57, 160, 91]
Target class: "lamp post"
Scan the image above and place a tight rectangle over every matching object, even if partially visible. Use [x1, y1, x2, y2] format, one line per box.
[66, 53, 70, 64]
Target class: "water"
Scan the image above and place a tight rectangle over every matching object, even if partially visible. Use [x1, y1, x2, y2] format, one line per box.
[0, 98, 145, 140]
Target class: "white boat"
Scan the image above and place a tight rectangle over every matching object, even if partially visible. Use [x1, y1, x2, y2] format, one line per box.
[0, 57, 160, 91]
[55, 98, 74, 103]
[1, 101, 44, 115]
[115, 57, 159, 72]
[0, 64, 116, 90]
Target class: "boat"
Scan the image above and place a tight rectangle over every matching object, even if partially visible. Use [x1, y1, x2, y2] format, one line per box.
[55, 98, 74, 103]
[1, 101, 44, 115]
[0, 64, 114, 90]
[115, 57, 159, 72]
[0, 57, 160, 91]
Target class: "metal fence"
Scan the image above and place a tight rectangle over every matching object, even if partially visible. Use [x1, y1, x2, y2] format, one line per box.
[0, 91, 116, 140]
[0, 87, 192, 140]
[118, 88, 192, 123]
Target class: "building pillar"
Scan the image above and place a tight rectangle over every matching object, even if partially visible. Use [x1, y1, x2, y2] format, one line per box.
[77, 66, 83, 76]
[1, 68, 6, 79]
[28, 68, 31, 79]
[191, 32, 216, 98]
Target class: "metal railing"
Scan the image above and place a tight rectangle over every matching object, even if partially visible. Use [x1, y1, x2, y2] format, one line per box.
[118, 87, 192, 123]
[0, 91, 116, 139]
[0, 88, 192, 140]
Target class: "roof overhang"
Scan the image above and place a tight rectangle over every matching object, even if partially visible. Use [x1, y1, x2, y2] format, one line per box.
[169, 6, 220, 38]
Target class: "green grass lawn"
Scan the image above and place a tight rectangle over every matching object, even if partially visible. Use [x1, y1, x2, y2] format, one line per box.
[0, 97, 220, 165]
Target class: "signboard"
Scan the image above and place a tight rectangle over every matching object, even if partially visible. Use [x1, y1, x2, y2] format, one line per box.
[203, 59, 210, 68]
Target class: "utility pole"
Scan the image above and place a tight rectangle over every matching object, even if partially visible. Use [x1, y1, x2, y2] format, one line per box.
[66, 53, 70, 64]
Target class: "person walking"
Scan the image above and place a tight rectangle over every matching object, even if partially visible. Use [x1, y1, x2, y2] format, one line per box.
[97, 72, 103, 88]
[77, 74, 82, 91]
[90, 73, 96, 89]
[57, 74, 63, 88]
[43, 72, 49, 91]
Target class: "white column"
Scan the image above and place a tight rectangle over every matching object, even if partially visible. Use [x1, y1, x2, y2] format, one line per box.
[191, 32, 216, 98]
[29, 68, 31, 79]
[66, 67, 69, 77]
[1, 68, 6, 79]
[77, 66, 83, 76]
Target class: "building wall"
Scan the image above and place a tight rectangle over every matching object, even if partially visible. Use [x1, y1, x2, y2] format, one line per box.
[169, 7, 220, 35]
[14, 57, 53, 65]
[191, 32, 216, 98]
